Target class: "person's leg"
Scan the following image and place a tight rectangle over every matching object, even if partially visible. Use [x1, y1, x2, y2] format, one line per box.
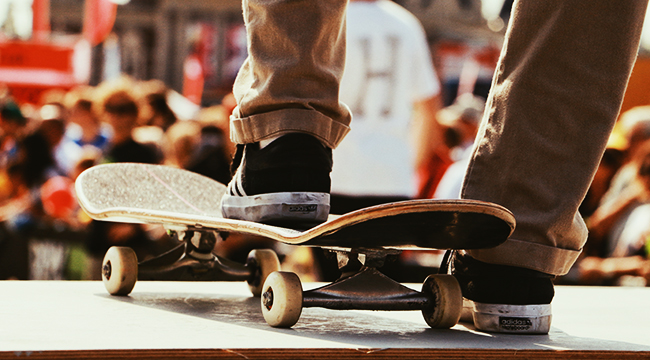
[456, 0, 648, 333]
[230, 0, 351, 147]
[223, 0, 351, 224]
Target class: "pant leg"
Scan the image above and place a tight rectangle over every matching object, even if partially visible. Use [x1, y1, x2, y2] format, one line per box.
[462, 0, 648, 275]
[231, 0, 351, 149]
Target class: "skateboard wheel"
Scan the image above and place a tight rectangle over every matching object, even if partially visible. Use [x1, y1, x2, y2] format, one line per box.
[261, 271, 303, 328]
[102, 246, 138, 296]
[246, 249, 281, 297]
[421, 274, 462, 328]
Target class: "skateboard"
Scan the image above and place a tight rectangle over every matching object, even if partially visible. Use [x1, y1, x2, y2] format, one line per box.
[76, 163, 515, 328]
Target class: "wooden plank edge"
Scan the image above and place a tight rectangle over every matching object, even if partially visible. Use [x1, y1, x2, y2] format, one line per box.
[2, 348, 649, 360]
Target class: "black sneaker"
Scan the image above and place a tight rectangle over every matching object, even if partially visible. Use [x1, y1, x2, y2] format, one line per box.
[442, 251, 554, 334]
[221, 133, 332, 226]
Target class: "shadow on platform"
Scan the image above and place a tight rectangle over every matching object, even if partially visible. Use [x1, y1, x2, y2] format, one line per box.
[95, 290, 650, 353]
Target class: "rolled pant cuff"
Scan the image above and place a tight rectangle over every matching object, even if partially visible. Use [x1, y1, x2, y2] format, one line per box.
[467, 238, 582, 276]
[230, 108, 350, 149]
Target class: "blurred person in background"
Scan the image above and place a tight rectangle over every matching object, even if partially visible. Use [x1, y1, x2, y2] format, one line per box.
[63, 86, 112, 155]
[94, 77, 160, 165]
[0, 98, 27, 170]
[433, 93, 485, 199]
[330, 0, 445, 213]
[596, 106, 650, 213]
[139, 80, 178, 132]
[163, 120, 231, 184]
[555, 141, 650, 287]
[588, 141, 650, 260]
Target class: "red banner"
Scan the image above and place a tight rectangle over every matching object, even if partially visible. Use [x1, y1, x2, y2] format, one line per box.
[0, 40, 89, 104]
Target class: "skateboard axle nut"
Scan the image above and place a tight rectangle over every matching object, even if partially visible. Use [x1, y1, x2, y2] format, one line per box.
[102, 261, 112, 280]
[262, 289, 274, 309]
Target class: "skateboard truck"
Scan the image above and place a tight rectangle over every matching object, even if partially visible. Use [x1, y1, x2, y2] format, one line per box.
[101, 228, 280, 297]
[135, 229, 250, 281]
[302, 250, 427, 310]
[261, 249, 463, 328]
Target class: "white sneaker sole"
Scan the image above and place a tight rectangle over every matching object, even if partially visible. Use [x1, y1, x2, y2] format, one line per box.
[221, 192, 330, 224]
[463, 299, 552, 334]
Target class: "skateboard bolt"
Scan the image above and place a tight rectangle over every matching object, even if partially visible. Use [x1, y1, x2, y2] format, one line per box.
[262, 289, 274, 310]
[102, 261, 112, 280]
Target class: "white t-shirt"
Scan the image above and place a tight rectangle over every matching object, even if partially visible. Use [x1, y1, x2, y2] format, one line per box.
[331, 0, 440, 197]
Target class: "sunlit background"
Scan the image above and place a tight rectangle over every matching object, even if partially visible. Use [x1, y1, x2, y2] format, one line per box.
[0, 0, 34, 39]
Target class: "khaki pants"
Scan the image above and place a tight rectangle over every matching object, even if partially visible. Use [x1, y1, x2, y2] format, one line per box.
[463, 1, 647, 275]
[231, 0, 648, 275]
[231, 0, 351, 149]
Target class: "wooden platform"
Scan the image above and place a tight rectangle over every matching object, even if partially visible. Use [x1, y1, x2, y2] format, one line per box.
[1, 281, 649, 359]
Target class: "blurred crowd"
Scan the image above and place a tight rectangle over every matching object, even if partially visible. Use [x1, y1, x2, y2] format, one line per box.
[0, 75, 648, 287]
[565, 105, 650, 287]
[0, 76, 235, 280]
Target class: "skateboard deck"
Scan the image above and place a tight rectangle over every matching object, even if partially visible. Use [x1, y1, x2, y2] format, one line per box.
[75, 163, 515, 251]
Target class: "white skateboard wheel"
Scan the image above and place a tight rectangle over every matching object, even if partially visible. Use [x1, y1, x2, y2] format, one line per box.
[421, 274, 462, 328]
[102, 246, 138, 296]
[261, 271, 303, 328]
[246, 249, 281, 297]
